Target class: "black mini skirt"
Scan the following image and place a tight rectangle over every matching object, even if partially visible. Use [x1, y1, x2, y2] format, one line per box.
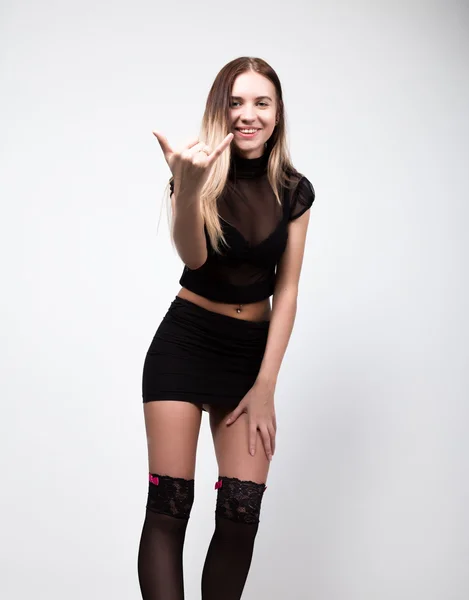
[142, 296, 270, 410]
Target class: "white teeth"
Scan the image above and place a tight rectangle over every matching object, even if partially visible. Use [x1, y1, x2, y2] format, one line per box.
[239, 129, 257, 133]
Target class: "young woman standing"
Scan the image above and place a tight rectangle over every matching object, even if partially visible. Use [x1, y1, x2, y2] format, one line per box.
[138, 56, 316, 600]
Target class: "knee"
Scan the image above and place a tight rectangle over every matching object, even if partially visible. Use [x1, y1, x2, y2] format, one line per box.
[146, 473, 195, 519]
[214, 476, 267, 527]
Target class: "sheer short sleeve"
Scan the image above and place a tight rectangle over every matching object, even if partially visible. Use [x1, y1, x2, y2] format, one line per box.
[289, 175, 315, 221]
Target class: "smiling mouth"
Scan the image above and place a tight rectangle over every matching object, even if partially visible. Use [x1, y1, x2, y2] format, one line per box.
[235, 128, 261, 137]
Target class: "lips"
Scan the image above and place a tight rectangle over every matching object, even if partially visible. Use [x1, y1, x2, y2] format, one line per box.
[235, 128, 261, 138]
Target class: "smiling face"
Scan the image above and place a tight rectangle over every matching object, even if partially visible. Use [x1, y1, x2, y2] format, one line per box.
[229, 70, 278, 159]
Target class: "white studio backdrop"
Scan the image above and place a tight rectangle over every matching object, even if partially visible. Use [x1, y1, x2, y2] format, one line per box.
[1, 1, 468, 599]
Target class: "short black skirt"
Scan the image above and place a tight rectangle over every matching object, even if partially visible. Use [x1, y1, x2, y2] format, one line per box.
[142, 296, 270, 410]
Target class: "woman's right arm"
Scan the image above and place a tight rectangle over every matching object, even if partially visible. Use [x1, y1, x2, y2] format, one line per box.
[171, 187, 207, 270]
[152, 130, 233, 270]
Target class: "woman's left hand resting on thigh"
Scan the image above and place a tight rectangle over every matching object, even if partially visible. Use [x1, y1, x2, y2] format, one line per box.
[225, 383, 277, 461]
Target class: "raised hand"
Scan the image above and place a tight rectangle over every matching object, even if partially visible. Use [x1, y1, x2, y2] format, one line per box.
[152, 131, 234, 195]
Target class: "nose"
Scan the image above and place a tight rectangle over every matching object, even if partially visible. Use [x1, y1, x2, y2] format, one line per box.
[240, 105, 256, 122]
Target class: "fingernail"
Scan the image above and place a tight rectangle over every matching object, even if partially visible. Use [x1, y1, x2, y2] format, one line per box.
[250, 448, 254, 456]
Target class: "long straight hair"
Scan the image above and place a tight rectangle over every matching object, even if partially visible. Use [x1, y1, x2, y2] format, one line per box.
[164, 57, 301, 254]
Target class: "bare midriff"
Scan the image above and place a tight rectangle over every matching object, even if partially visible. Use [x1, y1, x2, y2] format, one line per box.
[176, 287, 272, 323]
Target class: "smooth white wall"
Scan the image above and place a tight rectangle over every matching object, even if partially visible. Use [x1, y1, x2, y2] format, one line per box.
[1, 1, 468, 598]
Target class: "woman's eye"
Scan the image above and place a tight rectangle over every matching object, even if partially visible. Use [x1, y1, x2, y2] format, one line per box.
[231, 101, 269, 107]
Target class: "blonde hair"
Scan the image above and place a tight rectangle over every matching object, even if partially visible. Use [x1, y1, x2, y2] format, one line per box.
[161, 56, 301, 255]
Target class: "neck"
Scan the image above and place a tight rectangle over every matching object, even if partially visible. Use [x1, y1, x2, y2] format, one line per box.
[229, 144, 271, 180]
[232, 146, 265, 160]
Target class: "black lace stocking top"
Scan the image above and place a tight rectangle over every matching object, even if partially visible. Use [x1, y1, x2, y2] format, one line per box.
[171, 145, 315, 304]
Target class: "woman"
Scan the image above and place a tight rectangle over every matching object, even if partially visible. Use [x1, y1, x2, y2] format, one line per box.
[137, 56, 316, 600]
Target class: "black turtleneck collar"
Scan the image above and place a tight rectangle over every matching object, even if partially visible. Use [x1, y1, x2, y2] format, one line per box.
[229, 144, 271, 180]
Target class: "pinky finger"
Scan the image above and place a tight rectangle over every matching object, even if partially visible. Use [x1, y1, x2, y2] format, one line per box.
[210, 133, 234, 162]
[268, 424, 276, 455]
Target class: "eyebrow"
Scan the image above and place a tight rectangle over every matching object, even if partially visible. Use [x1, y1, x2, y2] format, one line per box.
[230, 95, 273, 101]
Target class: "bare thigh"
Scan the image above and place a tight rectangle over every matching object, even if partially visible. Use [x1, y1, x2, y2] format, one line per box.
[143, 400, 203, 479]
[208, 406, 271, 484]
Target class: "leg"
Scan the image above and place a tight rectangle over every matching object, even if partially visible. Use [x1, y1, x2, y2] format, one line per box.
[201, 406, 270, 600]
[138, 400, 202, 600]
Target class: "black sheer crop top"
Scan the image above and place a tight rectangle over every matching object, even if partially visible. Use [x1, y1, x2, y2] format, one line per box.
[170, 146, 315, 304]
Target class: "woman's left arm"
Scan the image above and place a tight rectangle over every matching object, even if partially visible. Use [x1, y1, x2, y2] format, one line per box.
[225, 208, 312, 459]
